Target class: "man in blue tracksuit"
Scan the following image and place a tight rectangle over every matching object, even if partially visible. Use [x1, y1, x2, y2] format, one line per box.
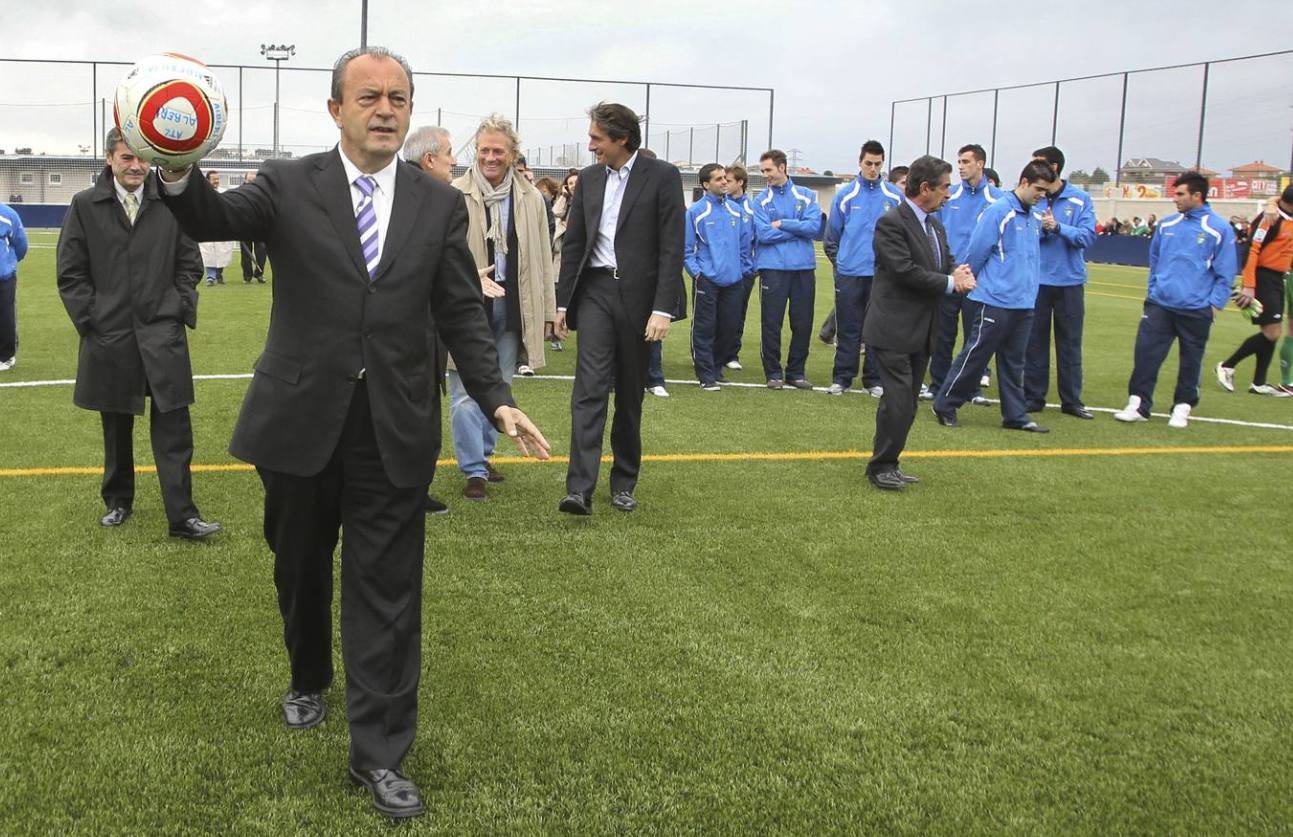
[825, 140, 903, 395]
[686, 163, 753, 389]
[753, 148, 821, 389]
[927, 143, 1004, 400]
[1024, 146, 1097, 419]
[1114, 171, 1237, 429]
[0, 201, 28, 371]
[933, 160, 1059, 431]
[722, 164, 757, 371]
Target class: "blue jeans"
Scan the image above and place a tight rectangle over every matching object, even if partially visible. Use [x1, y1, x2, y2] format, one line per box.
[934, 300, 1034, 426]
[1025, 284, 1085, 410]
[832, 273, 879, 388]
[760, 268, 815, 380]
[1126, 300, 1213, 415]
[204, 266, 224, 283]
[448, 304, 519, 478]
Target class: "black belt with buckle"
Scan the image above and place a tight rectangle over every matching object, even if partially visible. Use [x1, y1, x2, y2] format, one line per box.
[588, 265, 621, 280]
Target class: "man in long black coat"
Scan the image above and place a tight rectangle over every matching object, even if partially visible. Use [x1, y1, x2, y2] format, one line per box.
[56, 128, 222, 539]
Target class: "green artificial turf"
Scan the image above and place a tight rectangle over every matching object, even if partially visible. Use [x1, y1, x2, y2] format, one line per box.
[0, 230, 1289, 833]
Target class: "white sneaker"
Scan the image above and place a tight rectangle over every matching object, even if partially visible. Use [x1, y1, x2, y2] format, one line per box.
[646, 385, 670, 398]
[866, 386, 883, 398]
[517, 364, 535, 377]
[725, 360, 742, 370]
[1113, 395, 1147, 422]
[0, 357, 13, 371]
[1249, 383, 1292, 397]
[980, 373, 991, 388]
[971, 395, 991, 406]
[1167, 403, 1191, 428]
[918, 384, 934, 401]
[827, 383, 846, 396]
[1215, 363, 1235, 392]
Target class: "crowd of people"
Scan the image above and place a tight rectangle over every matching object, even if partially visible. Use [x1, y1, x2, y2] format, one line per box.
[1, 43, 1292, 821]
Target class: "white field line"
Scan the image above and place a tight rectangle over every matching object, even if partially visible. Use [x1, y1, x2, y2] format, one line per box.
[4, 371, 1293, 432]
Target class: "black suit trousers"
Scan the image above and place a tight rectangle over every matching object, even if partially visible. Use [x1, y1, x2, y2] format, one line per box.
[100, 402, 198, 524]
[256, 381, 428, 770]
[567, 270, 649, 498]
[868, 347, 930, 475]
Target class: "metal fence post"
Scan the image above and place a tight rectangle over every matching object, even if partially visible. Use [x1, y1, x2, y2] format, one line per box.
[940, 95, 948, 158]
[91, 62, 97, 157]
[767, 89, 774, 152]
[689, 127, 694, 168]
[644, 83, 651, 151]
[989, 89, 999, 167]
[514, 77, 521, 130]
[238, 66, 244, 162]
[888, 100, 895, 169]
[1195, 62, 1210, 170]
[925, 97, 932, 154]
[1114, 72, 1128, 186]
[715, 123, 721, 162]
[1051, 80, 1060, 145]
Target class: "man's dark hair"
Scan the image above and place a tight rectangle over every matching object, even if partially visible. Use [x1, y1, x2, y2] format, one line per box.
[699, 163, 724, 185]
[104, 127, 127, 155]
[1020, 159, 1059, 186]
[726, 164, 748, 187]
[760, 149, 788, 168]
[331, 46, 414, 102]
[1175, 171, 1209, 201]
[984, 167, 1001, 187]
[859, 140, 885, 160]
[588, 102, 642, 153]
[905, 155, 952, 199]
[1032, 145, 1065, 175]
[957, 144, 987, 163]
[887, 165, 908, 184]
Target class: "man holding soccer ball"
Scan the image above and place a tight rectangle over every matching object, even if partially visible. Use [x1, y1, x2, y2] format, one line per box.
[156, 47, 551, 819]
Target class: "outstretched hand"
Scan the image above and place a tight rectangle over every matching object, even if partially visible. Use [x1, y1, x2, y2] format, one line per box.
[493, 406, 552, 460]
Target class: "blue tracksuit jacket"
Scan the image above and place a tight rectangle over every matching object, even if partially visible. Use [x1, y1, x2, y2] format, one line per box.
[752, 178, 821, 271]
[685, 193, 753, 286]
[826, 174, 902, 277]
[966, 191, 1044, 310]
[1147, 205, 1238, 311]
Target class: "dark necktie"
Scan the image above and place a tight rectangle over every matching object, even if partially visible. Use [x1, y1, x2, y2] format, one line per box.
[925, 217, 941, 272]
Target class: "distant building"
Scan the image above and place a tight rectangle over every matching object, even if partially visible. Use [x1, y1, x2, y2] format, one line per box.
[1230, 160, 1284, 181]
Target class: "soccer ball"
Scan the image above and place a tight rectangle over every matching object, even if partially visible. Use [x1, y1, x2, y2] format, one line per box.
[114, 53, 228, 168]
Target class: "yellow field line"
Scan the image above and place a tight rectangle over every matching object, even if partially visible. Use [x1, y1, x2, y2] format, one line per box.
[6, 445, 1293, 478]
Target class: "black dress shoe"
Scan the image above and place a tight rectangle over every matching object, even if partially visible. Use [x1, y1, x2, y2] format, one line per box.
[282, 690, 326, 729]
[610, 491, 638, 512]
[867, 471, 906, 491]
[1062, 405, 1095, 420]
[168, 516, 223, 540]
[1004, 421, 1050, 433]
[895, 470, 921, 485]
[349, 767, 426, 819]
[100, 506, 132, 527]
[425, 495, 449, 515]
[559, 493, 592, 516]
[932, 408, 959, 427]
[788, 378, 813, 390]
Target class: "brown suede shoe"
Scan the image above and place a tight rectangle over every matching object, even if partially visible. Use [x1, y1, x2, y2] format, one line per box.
[463, 476, 488, 501]
[485, 462, 505, 483]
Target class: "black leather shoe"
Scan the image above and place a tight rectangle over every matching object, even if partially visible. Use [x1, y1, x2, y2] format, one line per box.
[282, 690, 326, 729]
[610, 491, 638, 512]
[1004, 421, 1050, 433]
[1062, 405, 1095, 420]
[867, 471, 906, 491]
[559, 493, 592, 516]
[100, 506, 132, 527]
[168, 516, 223, 540]
[788, 378, 813, 390]
[932, 408, 959, 427]
[425, 495, 449, 515]
[349, 767, 425, 819]
[895, 470, 921, 485]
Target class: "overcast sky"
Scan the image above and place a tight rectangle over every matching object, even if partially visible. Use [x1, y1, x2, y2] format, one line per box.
[2, 0, 1291, 178]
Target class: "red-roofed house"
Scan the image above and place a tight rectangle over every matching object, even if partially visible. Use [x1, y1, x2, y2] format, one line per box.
[1230, 161, 1283, 181]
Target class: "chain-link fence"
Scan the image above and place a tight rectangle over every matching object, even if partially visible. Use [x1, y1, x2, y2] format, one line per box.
[888, 49, 1293, 200]
[0, 58, 773, 208]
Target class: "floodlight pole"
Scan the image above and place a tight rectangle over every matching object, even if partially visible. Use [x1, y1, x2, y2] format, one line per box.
[361, 0, 369, 49]
[261, 44, 296, 159]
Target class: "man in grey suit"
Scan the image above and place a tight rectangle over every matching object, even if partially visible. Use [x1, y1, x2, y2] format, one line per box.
[158, 47, 550, 819]
[864, 155, 975, 491]
[553, 102, 685, 515]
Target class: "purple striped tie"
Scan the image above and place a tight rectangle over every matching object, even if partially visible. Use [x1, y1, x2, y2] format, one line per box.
[354, 175, 379, 278]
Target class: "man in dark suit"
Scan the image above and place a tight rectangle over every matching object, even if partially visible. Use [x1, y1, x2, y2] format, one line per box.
[158, 47, 550, 819]
[56, 128, 222, 539]
[552, 102, 685, 515]
[864, 155, 975, 491]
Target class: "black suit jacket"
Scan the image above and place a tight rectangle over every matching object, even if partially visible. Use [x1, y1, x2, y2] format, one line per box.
[864, 200, 955, 355]
[556, 154, 686, 329]
[160, 149, 511, 487]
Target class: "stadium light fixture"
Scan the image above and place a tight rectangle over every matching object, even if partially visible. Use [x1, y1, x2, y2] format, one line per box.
[260, 44, 296, 158]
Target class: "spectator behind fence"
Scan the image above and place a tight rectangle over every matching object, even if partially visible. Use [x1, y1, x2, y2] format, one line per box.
[0, 199, 28, 371]
[239, 169, 268, 283]
[198, 171, 235, 285]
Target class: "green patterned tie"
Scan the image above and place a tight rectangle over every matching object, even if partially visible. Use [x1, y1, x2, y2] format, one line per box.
[124, 191, 138, 225]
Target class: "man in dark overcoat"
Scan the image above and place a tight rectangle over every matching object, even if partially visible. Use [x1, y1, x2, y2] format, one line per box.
[56, 128, 222, 539]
